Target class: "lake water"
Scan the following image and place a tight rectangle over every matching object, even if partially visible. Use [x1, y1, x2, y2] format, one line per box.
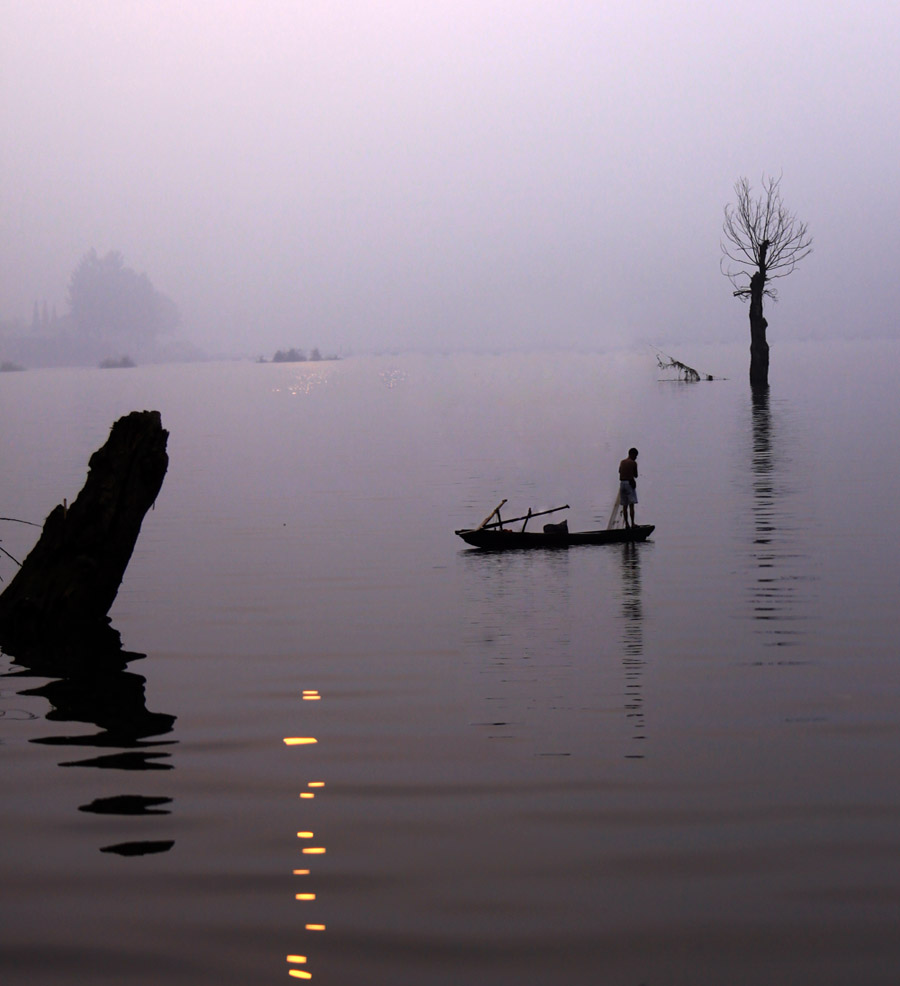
[2, 340, 899, 985]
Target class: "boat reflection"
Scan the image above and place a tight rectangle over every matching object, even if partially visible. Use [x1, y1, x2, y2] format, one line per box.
[461, 547, 573, 654]
[1, 630, 177, 855]
[460, 547, 573, 745]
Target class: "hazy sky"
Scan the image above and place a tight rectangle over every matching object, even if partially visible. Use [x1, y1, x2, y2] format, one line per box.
[2, 0, 898, 355]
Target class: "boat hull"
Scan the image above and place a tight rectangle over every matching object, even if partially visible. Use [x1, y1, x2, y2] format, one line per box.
[455, 524, 655, 550]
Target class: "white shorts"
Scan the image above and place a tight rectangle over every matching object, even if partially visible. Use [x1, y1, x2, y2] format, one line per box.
[619, 480, 638, 506]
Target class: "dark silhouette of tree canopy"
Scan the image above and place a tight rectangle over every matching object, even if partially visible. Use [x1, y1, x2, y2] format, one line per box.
[67, 250, 179, 346]
[721, 176, 812, 388]
[273, 348, 306, 362]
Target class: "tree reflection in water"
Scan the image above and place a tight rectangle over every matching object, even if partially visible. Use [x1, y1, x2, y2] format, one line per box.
[748, 386, 809, 649]
[2, 629, 176, 855]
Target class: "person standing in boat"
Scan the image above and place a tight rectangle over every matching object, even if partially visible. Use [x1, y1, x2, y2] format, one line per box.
[618, 448, 639, 528]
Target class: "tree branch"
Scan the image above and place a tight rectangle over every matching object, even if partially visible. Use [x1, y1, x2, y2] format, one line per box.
[720, 174, 811, 299]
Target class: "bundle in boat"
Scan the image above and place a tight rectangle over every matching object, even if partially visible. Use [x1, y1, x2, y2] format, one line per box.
[543, 519, 568, 534]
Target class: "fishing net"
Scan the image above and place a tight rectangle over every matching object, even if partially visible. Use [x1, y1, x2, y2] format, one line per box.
[606, 490, 624, 530]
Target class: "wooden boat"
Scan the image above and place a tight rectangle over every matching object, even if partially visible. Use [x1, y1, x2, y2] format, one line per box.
[456, 525, 654, 549]
[455, 500, 654, 550]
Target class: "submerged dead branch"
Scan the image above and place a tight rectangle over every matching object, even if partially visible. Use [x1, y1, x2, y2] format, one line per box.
[653, 348, 721, 382]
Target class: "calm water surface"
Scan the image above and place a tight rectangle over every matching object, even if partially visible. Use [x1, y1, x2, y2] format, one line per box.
[2, 341, 900, 985]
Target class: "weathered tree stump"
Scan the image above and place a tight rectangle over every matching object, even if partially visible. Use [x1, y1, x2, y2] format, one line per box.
[0, 410, 168, 651]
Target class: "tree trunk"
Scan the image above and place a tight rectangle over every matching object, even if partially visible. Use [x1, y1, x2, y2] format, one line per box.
[0, 410, 168, 650]
[749, 271, 769, 388]
[749, 239, 770, 389]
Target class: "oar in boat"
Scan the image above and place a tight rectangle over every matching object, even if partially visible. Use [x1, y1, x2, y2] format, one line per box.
[478, 504, 570, 532]
[477, 499, 507, 530]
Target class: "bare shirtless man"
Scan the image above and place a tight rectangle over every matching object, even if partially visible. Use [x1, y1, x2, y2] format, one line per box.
[618, 448, 639, 528]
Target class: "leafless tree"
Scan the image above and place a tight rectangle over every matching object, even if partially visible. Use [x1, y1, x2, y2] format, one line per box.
[721, 175, 812, 387]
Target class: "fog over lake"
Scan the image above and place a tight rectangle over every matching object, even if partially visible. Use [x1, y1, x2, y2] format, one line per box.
[3, 339, 900, 984]
[3, 1, 899, 358]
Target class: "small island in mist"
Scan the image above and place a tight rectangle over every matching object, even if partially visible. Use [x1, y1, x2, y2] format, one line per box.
[258, 347, 341, 364]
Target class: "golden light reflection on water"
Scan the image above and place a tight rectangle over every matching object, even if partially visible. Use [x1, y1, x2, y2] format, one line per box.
[269, 364, 338, 397]
[285, 688, 327, 981]
[379, 367, 408, 389]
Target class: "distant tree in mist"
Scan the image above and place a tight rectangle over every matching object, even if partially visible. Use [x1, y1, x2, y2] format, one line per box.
[721, 175, 812, 388]
[67, 249, 179, 346]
